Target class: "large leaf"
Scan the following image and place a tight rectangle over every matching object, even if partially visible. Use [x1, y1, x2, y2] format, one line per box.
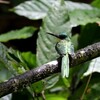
[36, 0, 100, 66]
[13, 0, 100, 26]
[69, 8, 100, 27]
[84, 57, 100, 76]
[65, 1, 92, 10]
[37, 1, 71, 66]
[66, 1, 100, 26]
[0, 26, 37, 42]
[12, 0, 51, 20]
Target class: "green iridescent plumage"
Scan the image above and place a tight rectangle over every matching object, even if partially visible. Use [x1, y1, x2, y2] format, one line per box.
[47, 32, 74, 78]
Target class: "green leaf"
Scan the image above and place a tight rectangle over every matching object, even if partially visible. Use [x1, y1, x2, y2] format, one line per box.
[7, 48, 29, 75]
[69, 8, 100, 27]
[12, 0, 51, 20]
[0, 26, 37, 42]
[78, 23, 100, 49]
[12, 0, 100, 25]
[44, 74, 59, 89]
[36, 0, 100, 66]
[91, 0, 100, 8]
[84, 57, 100, 76]
[21, 52, 36, 69]
[0, 63, 12, 82]
[46, 94, 66, 100]
[65, 1, 100, 26]
[31, 81, 44, 93]
[66, 1, 100, 26]
[0, 43, 13, 82]
[65, 1, 93, 11]
[71, 34, 79, 51]
[37, 1, 71, 66]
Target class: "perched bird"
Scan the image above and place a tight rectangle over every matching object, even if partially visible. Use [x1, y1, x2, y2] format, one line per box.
[47, 32, 74, 78]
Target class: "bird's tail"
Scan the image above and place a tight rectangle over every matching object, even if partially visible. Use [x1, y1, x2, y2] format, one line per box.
[61, 54, 69, 78]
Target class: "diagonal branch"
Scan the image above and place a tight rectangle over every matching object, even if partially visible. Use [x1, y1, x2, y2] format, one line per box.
[0, 42, 100, 97]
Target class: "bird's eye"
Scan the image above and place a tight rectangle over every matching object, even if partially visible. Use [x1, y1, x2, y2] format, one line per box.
[59, 34, 67, 39]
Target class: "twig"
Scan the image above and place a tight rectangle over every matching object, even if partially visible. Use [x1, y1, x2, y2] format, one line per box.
[0, 0, 10, 4]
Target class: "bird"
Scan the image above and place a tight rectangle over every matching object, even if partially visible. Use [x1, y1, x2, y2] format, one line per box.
[47, 32, 74, 78]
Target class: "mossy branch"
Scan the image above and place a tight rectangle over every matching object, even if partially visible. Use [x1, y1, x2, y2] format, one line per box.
[0, 42, 100, 97]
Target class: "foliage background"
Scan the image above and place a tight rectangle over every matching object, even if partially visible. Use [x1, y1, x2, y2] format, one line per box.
[0, 0, 100, 100]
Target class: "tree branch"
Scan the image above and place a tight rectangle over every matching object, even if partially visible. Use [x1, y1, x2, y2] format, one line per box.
[0, 42, 100, 97]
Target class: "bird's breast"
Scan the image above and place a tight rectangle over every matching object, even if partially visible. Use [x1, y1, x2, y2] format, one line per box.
[55, 40, 68, 56]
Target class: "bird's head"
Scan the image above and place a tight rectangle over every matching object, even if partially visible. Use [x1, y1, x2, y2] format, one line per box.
[47, 32, 67, 39]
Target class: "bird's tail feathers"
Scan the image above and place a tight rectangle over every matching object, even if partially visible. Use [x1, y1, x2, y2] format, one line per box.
[61, 54, 69, 78]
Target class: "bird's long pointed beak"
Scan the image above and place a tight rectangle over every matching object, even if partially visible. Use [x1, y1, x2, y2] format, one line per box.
[47, 32, 59, 38]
